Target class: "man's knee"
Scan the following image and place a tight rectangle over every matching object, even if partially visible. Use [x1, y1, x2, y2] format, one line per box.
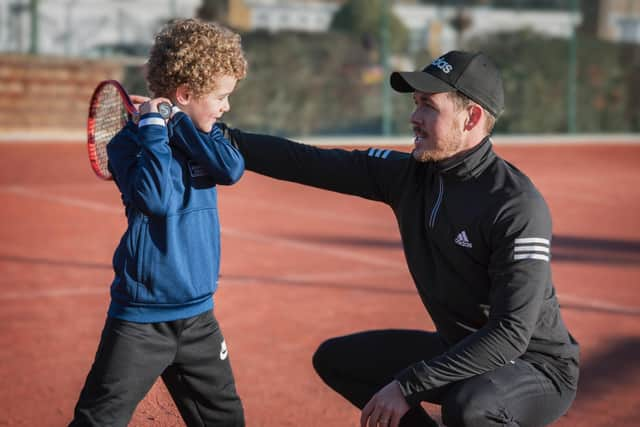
[312, 337, 339, 380]
[441, 385, 516, 427]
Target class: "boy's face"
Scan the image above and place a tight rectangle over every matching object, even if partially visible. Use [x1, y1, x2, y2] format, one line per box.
[179, 75, 238, 133]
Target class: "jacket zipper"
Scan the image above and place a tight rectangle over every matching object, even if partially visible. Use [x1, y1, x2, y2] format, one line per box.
[428, 175, 443, 229]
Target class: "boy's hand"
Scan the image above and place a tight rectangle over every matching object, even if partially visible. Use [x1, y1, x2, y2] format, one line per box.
[138, 97, 173, 117]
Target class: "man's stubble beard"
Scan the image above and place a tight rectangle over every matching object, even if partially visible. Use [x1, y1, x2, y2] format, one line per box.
[412, 126, 465, 163]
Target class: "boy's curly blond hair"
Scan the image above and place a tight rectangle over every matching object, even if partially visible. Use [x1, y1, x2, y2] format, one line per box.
[146, 18, 247, 99]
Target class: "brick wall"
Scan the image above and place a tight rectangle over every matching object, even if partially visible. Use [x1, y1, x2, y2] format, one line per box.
[0, 54, 124, 135]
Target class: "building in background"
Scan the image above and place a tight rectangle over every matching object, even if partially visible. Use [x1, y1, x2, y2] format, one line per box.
[0, 0, 201, 57]
[393, 3, 580, 55]
[582, 0, 640, 44]
[6, 0, 629, 59]
[230, 0, 581, 55]
[235, 0, 339, 33]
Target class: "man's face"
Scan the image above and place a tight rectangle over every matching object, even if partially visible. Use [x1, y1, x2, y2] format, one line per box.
[410, 91, 466, 162]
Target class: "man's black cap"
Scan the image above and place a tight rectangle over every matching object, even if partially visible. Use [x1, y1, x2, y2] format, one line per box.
[390, 50, 504, 117]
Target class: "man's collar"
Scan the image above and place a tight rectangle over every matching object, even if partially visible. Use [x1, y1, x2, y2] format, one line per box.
[435, 136, 495, 179]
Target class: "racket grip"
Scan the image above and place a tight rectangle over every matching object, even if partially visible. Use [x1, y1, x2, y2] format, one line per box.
[158, 102, 172, 120]
[132, 101, 173, 124]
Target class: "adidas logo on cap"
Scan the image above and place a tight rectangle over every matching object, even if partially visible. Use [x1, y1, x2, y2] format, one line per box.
[390, 50, 505, 118]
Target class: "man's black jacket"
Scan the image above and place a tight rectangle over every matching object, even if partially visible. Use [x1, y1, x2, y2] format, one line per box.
[228, 129, 579, 405]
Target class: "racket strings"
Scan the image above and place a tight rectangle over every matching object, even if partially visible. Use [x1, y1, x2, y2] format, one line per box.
[91, 86, 129, 177]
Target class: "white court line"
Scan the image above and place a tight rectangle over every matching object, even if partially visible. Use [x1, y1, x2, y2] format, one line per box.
[3, 184, 639, 316]
[0, 269, 405, 300]
[5, 278, 640, 318]
[217, 269, 408, 288]
[4, 279, 640, 317]
[222, 228, 405, 269]
[2, 185, 122, 213]
[0, 286, 107, 300]
[3, 184, 396, 231]
[222, 194, 395, 229]
[557, 294, 640, 315]
[1, 185, 405, 269]
[1, 132, 639, 145]
[281, 268, 405, 282]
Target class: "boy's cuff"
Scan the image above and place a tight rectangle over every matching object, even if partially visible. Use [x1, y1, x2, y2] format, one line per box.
[138, 112, 167, 128]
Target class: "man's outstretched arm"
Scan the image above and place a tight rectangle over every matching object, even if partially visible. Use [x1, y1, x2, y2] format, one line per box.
[227, 127, 408, 205]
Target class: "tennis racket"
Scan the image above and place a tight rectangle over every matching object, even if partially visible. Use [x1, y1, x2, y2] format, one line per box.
[87, 79, 172, 180]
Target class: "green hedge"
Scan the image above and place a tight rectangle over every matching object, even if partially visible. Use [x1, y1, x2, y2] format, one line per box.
[124, 29, 639, 136]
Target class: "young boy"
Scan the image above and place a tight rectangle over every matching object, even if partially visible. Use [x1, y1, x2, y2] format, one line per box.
[69, 19, 248, 427]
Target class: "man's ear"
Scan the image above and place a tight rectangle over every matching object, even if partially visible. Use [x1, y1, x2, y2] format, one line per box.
[175, 84, 192, 106]
[464, 104, 483, 131]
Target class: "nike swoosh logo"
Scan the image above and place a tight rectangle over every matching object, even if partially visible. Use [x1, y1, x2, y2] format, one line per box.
[220, 340, 228, 360]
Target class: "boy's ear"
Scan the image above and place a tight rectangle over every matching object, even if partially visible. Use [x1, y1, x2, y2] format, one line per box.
[175, 84, 192, 105]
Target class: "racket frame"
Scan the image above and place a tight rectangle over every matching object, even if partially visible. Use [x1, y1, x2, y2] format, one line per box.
[87, 80, 172, 180]
[87, 80, 137, 180]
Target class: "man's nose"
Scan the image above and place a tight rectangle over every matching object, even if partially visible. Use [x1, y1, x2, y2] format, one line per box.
[410, 109, 421, 124]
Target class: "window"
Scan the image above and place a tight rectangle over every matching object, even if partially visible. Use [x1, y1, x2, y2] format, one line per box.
[255, 12, 269, 27]
[618, 17, 640, 43]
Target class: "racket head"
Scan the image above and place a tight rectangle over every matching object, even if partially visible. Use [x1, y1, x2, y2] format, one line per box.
[87, 80, 136, 180]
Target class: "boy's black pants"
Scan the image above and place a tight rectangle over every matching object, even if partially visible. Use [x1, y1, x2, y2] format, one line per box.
[313, 329, 576, 427]
[69, 310, 244, 427]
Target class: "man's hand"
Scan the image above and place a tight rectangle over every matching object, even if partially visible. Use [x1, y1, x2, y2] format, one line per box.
[130, 95, 151, 111]
[360, 381, 410, 427]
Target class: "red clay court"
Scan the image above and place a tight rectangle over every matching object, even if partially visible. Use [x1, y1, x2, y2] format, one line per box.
[0, 139, 639, 426]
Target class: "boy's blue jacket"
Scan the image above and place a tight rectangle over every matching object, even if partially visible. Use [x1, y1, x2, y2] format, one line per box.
[106, 112, 244, 322]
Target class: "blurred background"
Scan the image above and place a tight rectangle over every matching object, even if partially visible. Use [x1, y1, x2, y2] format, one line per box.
[1, 3, 639, 425]
[0, 0, 639, 138]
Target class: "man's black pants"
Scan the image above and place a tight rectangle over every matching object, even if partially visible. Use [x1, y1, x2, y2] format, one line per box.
[313, 329, 576, 427]
[69, 311, 244, 427]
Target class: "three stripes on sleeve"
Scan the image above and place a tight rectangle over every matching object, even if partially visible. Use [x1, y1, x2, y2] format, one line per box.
[367, 146, 551, 264]
[368, 148, 392, 159]
[513, 238, 550, 262]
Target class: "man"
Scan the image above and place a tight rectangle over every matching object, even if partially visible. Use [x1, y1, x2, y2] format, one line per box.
[228, 50, 579, 427]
